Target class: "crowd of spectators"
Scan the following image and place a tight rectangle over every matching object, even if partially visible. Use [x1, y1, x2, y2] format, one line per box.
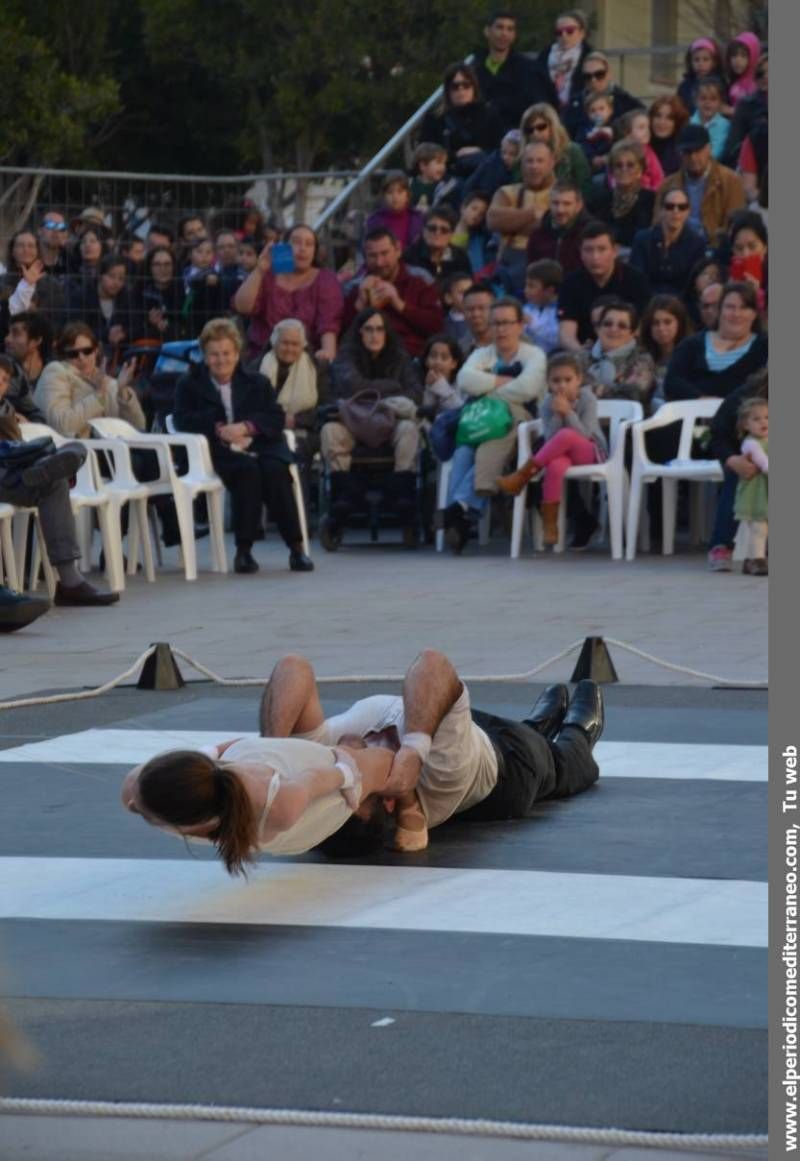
[0, 6, 769, 618]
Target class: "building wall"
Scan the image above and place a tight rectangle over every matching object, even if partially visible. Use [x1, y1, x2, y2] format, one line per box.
[593, 0, 757, 100]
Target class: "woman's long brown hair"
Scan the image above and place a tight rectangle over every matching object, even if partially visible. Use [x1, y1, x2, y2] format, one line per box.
[138, 750, 260, 876]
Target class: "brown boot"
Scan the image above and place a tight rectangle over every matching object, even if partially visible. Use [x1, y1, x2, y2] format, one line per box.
[496, 458, 541, 497]
[541, 501, 560, 546]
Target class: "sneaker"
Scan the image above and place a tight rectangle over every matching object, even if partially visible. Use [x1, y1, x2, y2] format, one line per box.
[743, 558, 768, 576]
[708, 545, 733, 572]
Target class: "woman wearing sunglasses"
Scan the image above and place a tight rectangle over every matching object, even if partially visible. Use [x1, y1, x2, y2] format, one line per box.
[628, 189, 707, 297]
[564, 51, 643, 138]
[536, 10, 592, 119]
[34, 321, 144, 439]
[418, 62, 503, 178]
[519, 102, 591, 197]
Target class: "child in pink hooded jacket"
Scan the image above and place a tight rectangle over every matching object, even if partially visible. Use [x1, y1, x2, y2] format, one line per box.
[726, 32, 762, 109]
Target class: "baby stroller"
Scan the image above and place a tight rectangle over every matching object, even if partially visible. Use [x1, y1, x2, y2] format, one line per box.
[145, 340, 203, 432]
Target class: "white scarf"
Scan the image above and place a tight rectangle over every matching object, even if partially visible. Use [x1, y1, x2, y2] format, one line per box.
[259, 349, 319, 416]
[547, 42, 583, 104]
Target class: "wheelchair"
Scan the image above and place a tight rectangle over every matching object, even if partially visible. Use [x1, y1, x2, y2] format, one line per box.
[316, 409, 428, 552]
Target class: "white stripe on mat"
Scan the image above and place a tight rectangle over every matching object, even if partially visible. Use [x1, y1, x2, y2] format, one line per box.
[0, 729, 767, 782]
[0, 857, 766, 947]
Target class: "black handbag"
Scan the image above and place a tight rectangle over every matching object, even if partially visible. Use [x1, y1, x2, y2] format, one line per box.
[0, 437, 57, 488]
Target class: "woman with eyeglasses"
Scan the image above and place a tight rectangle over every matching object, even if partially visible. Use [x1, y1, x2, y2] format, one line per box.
[584, 299, 655, 409]
[35, 321, 144, 439]
[0, 230, 66, 334]
[628, 188, 707, 296]
[585, 140, 655, 253]
[136, 246, 187, 342]
[418, 62, 503, 178]
[519, 103, 591, 197]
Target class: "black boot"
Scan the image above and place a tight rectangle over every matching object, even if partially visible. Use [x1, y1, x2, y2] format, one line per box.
[234, 544, 259, 574]
[559, 680, 605, 748]
[523, 684, 569, 740]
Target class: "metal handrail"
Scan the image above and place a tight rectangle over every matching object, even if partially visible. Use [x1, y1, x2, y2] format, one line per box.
[313, 56, 476, 233]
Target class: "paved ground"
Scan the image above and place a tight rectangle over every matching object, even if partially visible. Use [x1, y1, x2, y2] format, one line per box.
[0, 531, 768, 1158]
[0, 531, 768, 703]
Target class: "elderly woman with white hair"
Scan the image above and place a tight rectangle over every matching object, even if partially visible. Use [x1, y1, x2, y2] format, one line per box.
[173, 317, 314, 574]
[258, 318, 329, 469]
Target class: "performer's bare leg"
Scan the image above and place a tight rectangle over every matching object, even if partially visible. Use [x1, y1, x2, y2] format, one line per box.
[259, 654, 325, 737]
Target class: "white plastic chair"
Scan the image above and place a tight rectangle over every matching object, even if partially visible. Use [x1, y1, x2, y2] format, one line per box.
[84, 435, 157, 582]
[625, 399, 723, 561]
[435, 459, 491, 552]
[18, 422, 126, 592]
[509, 401, 643, 560]
[0, 502, 19, 590]
[165, 415, 310, 559]
[90, 418, 227, 582]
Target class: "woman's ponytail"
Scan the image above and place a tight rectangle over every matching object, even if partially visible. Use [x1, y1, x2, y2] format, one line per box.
[211, 764, 259, 876]
[137, 750, 259, 876]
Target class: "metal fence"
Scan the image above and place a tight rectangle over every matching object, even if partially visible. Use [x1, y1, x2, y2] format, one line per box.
[0, 166, 359, 256]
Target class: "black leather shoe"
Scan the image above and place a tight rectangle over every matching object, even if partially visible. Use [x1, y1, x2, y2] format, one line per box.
[523, 683, 569, 741]
[54, 581, 119, 607]
[234, 549, 259, 574]
[560, 680, 605, 748]
[289, 549, 314, 572]
[0, 586, 50, 631]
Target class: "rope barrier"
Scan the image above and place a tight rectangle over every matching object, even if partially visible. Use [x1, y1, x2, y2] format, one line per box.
[0, 1097, 768, 1151]
[0, 638, 766, 712]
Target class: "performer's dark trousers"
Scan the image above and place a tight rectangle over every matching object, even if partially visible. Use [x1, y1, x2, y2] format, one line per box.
[461, 711, 599, 821]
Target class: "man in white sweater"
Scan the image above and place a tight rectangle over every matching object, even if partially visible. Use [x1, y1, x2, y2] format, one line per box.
[444, 297, 546, 552]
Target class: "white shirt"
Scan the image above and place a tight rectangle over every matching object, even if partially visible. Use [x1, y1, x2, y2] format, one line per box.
[301, 685, 498, 828]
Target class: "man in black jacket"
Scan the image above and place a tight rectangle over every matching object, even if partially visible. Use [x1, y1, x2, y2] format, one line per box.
[473, 11, 556, 135]
[173, 318, 313, 575]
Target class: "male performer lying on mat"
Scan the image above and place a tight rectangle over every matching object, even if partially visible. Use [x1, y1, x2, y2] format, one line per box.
[121, 650, 603, 874]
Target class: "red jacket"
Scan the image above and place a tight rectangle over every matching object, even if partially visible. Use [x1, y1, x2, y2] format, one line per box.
[343, 261, 444, 357]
